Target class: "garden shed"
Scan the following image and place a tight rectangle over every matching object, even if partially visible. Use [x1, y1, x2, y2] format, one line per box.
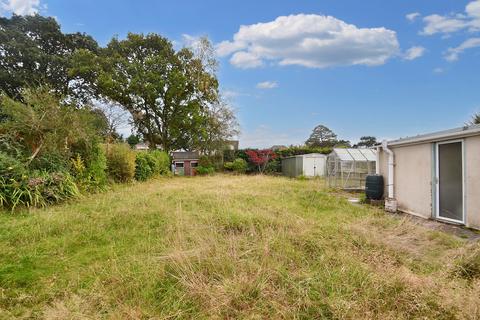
[377, 124, 480, 230]
[172, 151, 199, 176]
[281, 153, 326, 177]
[327, 148, 376, 189]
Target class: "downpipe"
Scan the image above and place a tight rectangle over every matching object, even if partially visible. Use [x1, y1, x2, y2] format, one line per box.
[381, 140, 398, 212]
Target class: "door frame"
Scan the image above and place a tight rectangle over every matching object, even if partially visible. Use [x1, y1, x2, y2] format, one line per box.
[435, 139, 465, 224]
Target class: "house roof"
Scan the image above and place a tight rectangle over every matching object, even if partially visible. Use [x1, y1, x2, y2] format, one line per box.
[387, 124, 480, 147]
[329, 148, 376, 161]
[172, 151, 200, 160]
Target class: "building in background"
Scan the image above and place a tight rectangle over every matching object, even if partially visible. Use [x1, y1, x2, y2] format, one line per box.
[172, 151, 200, 176]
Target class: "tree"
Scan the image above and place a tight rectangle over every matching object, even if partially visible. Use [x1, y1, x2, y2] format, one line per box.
[305, 125, 338, 148]
[245, 149, 276, 173]
[194, 98, 239, 155]
[93, 103, 129, 143]
[127, 134, 141, 148]
[0, 14, 99, 102]
[354, 136, 377, 148]
[334, 139, 352, 148]
[71, 33, 223, 152]
[468, 113, 480, 125]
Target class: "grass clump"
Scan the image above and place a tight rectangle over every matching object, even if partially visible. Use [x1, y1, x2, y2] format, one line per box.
[453, 245, 480, 280]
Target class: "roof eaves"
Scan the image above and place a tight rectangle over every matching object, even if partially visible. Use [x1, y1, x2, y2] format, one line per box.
[388, 124, 480, 147]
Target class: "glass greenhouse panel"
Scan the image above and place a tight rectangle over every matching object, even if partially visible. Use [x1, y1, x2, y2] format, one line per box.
[326, 148, 377, 190]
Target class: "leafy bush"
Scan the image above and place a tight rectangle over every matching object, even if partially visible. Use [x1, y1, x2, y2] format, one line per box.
[134, 153, 153, 181]
[0, 171, 79, 210]
[223, 149, 236, 163]
[0, 152, 25, 179]
[224, 158, 247, 174]
[135, 150, 170, 181]
[70, 141, 107, 191]
[196, 166, 215, 175]
[245, 149, 277, 174]
[149, 150, 170, 175]
[105, 144, 136, 183]
[29, 151, 69, 173]
[199, 154, 223, 171]
[264, 158, 281, 175]
[0, 88, 107, 171]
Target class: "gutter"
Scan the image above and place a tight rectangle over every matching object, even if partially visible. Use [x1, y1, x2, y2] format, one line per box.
[388, 125, 480, 147]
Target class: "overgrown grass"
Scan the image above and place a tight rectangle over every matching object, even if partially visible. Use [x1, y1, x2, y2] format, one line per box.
[0, 175, 479, 319]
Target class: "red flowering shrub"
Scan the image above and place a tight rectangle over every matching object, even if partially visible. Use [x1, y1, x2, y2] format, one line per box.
[245, 149, 276, 173]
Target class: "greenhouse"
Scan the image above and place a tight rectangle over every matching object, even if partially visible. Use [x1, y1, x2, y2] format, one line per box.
[327, 148, 377, 190]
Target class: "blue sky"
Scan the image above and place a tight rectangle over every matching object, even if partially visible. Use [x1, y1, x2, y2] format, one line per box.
[2, 0, 480, 147]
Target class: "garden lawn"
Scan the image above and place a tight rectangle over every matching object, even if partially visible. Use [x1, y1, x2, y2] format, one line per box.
[1, 175, 479, 319]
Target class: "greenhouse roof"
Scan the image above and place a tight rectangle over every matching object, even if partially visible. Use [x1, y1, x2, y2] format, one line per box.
[331, 148, 376, 161]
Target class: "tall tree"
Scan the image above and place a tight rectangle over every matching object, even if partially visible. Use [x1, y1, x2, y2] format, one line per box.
[0, 14, 99, 101]
[71, 33, 235, 152]
[355, 136, 377, 148]
[305, 125, 338, 148]
[469, 113, 480, 125]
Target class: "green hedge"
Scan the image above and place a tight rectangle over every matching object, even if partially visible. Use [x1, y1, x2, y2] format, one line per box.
[135, 150, 170, 181]
[105, 144, 136, 183]
[224, 158, 247, 174]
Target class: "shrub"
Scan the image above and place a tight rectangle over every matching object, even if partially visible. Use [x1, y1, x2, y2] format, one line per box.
[224, 158, 247, 174]
[245, 149, 276, 174]
[0, 170, 79, 210]
[70, 141, 107, 191]
[199, 154, 223, 171]
[135, 150, 170, 181]
[149, 150, 170, 175]
[105, 144, 136, 183]
[264, 158, 281, 175]
[223, 149, 236, 163]
[0, 152, 25, 179]
[196, 166, 215, 175]
[135, 152, 153, 181]
[30, 151, 69, 173]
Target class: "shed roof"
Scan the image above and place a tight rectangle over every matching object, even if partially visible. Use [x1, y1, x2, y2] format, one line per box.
[387, 124, 480, 147]
[283, 153, 327, 159]
[330, 148, 376, 161]
[172, 151, 200, 160]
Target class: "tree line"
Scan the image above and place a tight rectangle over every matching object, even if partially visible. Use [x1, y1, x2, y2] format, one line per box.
[0, 14, 238, 154]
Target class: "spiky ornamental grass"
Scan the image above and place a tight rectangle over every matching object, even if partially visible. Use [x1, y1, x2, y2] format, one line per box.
[0, 175, 479, 319]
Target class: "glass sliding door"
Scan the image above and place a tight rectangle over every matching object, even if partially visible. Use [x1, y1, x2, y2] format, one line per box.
[436, 141, 464, 223]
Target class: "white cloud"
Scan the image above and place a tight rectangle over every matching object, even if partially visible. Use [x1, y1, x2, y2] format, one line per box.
[230, 51, 263, 69]
[1, 0, 40, 15]
[256, 81, 278, 89]
[216, 14, 400, 69]
[444, 37, 480, 61]
[403, 46, 426, 60]
[406, 12, 421, 22]
[422, 0, 480, 35]
[433, 67, 444, 74]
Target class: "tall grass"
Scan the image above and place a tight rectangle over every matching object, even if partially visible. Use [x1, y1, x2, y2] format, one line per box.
[0, 175, 479, 319]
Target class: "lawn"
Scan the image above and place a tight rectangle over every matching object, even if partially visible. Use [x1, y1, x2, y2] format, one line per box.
[1, 175, 479, 319]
